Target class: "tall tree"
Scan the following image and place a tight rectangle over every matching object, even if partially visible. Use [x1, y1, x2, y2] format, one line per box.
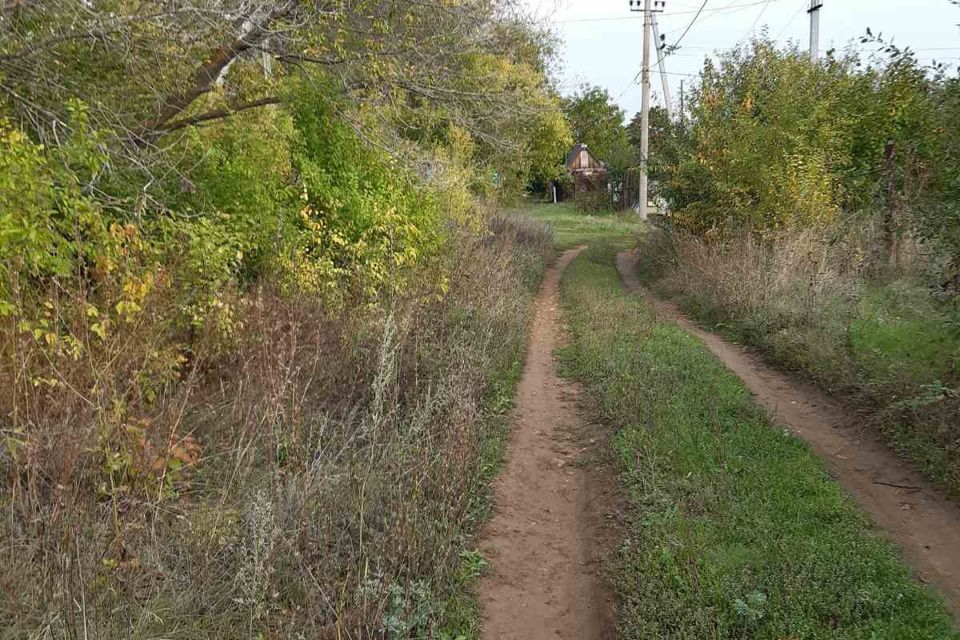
[562, 85, 631, 164]
[0, 1, 563, 172]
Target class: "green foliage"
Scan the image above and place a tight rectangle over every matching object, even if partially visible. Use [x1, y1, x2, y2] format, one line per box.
[521, 101, 574, 194]
[917, 74, 960, 257]
[0, 2, 574, 636]
[626, 106, 694, 204]
[0, 105, 114, 294]
[572, 189, 611, 213]
[672, 42, 851, 231]
[564, 86, 639, 198]
[664, 38, 942, 237]
[444, 51, 572, 200]
[285, 84, 442, 302]
[563, 85, 635, 181]
[163, 105, 297, 288]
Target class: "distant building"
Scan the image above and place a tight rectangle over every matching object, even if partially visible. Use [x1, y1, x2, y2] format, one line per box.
[564, 143, 608, 195]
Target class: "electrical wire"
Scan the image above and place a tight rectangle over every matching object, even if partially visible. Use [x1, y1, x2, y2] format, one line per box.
[671, 0, 711, 49]
[773, 0, 807, 40]
[740, 0, 774, 43]
[616, 0, 709, 101]
[554, 0, 782, 24]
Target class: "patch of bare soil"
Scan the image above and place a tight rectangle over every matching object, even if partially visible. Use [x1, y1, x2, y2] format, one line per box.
[478, 246, 615, 640]
[616, 249, 960, 622]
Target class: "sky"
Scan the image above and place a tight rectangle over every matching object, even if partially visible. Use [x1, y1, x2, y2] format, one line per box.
[522, 0, 960, 119]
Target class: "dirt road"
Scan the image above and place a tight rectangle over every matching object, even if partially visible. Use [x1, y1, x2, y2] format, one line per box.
[616, 249, 960, 621]
[477, 246, 614, 640]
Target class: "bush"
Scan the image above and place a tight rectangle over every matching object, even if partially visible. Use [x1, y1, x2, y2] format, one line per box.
[0, 214, 552, 637]
[573, 189, 611, 213]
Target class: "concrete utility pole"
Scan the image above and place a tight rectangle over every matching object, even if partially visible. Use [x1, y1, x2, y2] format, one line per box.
[808, 0, 823, 63]
[629, 0, 665, 218]
[639, 0, 651, 220]
[629, 0, 652, 219]
[679, 80, 685, 122]
[651, 12, 672, 121]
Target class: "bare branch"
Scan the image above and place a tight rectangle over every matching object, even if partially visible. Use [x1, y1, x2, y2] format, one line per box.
[136, 4, 292, 136]
[159, 96, 281, 133]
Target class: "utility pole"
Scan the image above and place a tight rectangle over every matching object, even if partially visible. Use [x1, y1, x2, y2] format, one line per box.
[651, 12, 672, 121]
[629, 0, 664, 219]
[679, 80, 685, 123]
[808, 0, 823, 63]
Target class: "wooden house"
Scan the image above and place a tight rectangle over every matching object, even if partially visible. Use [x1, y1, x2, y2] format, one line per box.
[564, 143, 608, 194]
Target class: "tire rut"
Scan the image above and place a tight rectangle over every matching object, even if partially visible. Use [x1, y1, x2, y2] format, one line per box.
[616, 249, 960, 622]
[478, 246, 614, 640]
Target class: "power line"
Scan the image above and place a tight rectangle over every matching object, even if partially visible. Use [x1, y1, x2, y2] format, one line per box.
[554, 0, 784, 24]
[671, 0, 711, 49]
[740, 0, 775, 42]
[618, 0, 709, 101]
[773, 0, 806, 40]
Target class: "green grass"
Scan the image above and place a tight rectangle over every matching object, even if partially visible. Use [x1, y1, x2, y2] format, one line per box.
[557, 242, 959, 639]
[518, 202, 644, 251]
[515, 205, 957, 637]
[850, 283, 960, 386]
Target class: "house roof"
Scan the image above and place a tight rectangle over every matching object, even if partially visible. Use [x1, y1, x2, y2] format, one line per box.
[565, 143, 605, 171]
[565, 143, 588, 168]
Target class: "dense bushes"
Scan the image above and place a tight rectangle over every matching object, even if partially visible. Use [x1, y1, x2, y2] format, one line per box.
[0, 2, 571, 634]
[665, 39, 951, 253]
[0, 211, 552, 637]
[573, 189, 612, 213]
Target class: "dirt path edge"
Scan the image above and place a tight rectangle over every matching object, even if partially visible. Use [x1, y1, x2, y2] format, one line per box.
[477, 246, 615, 640]
[616, 249, 960, 623]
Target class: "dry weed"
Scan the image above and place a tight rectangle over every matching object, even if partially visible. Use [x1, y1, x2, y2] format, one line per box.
[0, 215, 552, 638]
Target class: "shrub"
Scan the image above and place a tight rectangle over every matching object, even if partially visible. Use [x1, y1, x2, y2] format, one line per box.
[0, 214, 551, 637]
[573, 189, 611, 213]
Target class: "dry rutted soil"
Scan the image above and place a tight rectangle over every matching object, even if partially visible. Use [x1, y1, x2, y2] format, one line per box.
[477, 246, 615, 640]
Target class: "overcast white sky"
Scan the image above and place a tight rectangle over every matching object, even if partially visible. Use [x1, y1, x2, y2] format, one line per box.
[523, 0, 960, 119]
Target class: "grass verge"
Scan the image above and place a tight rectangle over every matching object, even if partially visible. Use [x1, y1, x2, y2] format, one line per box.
[557, 242, 959, 639]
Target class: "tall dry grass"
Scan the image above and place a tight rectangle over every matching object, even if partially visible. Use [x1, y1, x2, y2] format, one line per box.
[0, 214, 552, 638]
[640, 220, 960, 495]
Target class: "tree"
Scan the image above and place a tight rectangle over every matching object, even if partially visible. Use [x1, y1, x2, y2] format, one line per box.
[563, 85, 632, 165]
[0, 1, 564, 174]
[626, 105, 693, 204]
[562, 85, 634, 198]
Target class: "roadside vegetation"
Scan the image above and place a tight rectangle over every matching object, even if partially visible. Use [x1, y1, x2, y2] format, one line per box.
[638, 33, 960, 496]
[554, 236, 958, 639]
[0, 1, 565, 636]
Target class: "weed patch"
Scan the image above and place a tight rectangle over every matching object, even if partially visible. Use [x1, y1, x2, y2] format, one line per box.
[0, 215, 550, 638]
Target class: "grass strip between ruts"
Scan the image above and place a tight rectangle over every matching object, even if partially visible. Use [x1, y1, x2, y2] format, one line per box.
[557, 242, 959, 639]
